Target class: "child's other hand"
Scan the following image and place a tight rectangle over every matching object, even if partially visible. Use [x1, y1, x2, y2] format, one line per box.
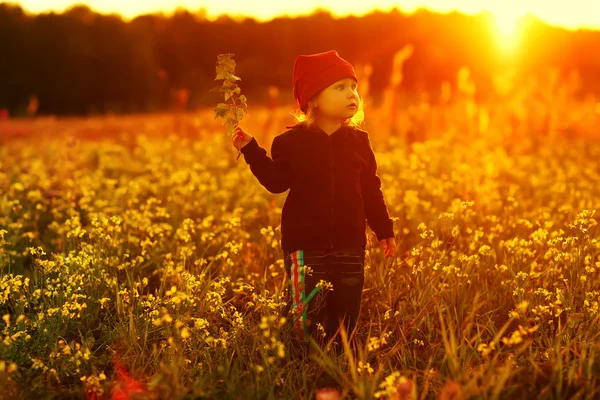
[379, 237, 396, 258]
[232, 123, 253, 151]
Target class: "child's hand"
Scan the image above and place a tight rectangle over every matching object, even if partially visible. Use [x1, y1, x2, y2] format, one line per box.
[232, 123, 253, 151]
[379, 237, 396, 258]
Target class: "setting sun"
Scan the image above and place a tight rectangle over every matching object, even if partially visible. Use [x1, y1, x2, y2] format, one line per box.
[492, 8, 522, 37]
[490, 9, 528, 54]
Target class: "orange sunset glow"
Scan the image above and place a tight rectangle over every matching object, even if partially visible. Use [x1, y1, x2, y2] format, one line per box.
[3, 0, 600, 396]
[11, 0, 600, 31]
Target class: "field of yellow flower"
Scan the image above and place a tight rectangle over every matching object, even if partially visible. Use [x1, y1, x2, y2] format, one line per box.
[1, 80, 600, 399]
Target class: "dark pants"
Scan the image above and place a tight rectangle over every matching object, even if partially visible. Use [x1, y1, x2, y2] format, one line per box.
[282, 246, 365, 358]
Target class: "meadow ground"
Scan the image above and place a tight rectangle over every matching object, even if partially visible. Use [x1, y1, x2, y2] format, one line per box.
[1, 88, 600, 399]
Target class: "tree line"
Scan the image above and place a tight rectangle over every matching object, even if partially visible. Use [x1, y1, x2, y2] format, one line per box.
[1, 3, 599, 116]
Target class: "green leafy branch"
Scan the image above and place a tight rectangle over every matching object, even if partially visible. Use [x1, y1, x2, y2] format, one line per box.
[209, 53, 248, 138]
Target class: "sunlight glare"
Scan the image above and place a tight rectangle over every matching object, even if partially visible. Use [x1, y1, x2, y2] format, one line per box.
[491, 9, 524, 55]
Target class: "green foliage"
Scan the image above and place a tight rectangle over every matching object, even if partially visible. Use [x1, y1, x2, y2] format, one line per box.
[210, 53, 248, 137]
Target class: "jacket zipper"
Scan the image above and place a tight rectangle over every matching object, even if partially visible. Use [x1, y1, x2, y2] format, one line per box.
[328, 134, 334, 251]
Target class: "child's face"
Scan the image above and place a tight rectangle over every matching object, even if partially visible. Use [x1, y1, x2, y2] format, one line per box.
[310, 77, 359, 120]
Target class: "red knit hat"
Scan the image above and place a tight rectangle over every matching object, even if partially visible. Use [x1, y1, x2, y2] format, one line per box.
[292, 50, 358, 113]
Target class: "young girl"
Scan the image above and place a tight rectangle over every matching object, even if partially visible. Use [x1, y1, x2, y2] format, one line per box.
[232, 49, 396, 360]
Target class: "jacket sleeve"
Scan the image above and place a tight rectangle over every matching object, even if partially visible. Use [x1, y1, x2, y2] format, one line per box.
[359, 131, 395, 242]
[240, 134, 292, 194]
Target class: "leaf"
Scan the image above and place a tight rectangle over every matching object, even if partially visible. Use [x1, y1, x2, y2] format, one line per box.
[220, 58, 236, 72]
[235, 107, 246, 121]
[226, 72, 241, 82]
[214, 103, 230, 120]
[215, 58, 236, 80]
[209, 86, 232, 93]
[215, 64, 228, 80]
[225, 87, 242, 102]
[238, 94, 248, 109]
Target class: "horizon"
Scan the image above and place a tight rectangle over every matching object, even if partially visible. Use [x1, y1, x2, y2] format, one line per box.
[7, 0, 600, 32]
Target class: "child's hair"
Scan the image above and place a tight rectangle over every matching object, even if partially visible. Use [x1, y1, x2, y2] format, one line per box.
[288, 90, 365, 131]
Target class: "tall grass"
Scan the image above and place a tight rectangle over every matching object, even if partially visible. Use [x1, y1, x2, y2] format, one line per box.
[1, 62, 599, 399]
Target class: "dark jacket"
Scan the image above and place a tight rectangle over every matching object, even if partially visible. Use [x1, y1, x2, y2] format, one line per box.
[240, 123, 395, 253]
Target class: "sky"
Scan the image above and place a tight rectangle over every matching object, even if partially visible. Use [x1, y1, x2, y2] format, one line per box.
[10, 0, 600, 31]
